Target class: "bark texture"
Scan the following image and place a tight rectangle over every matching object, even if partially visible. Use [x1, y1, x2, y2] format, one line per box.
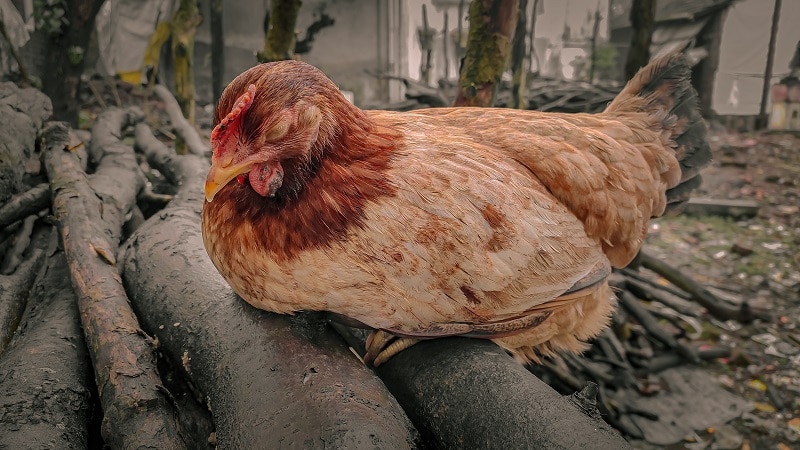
[42, 119, 186, 449]
[257, 0, 302, 63]
[454, 0, 519, 107]
[0, 229, 96, 449]
[122, 124, 420, 449]
[624, 0, 656, 81]
[170, 0, 203, 130]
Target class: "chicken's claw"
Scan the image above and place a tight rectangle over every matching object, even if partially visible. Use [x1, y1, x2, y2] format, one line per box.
[364, 330, 421, 367]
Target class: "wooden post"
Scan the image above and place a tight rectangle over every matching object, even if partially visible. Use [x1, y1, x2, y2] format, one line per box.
[528, 0, 539, 73]
[257, 0, 302, 63]
[588, 2, 601, 84]
[759, 0, 782, 129]
[510, 0, 528, 108]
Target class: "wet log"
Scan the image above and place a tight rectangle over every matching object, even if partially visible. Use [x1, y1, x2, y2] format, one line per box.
[0, 229, 96, 449]
[0, 215, 37, 274]
[42, 119, 186, 449]
[122, 124, 419, 448]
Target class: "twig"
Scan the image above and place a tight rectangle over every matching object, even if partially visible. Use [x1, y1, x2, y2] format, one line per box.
[625, 277, 700, 317]
[619, 267, 692, 300]
[0, 183, 49, 230]
[42, 119, 186, 449]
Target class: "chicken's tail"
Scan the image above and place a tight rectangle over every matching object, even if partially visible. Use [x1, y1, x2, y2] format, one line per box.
[605, 52, 711, 213]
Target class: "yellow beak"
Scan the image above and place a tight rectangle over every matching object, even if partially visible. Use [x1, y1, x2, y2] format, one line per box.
[204, 161, 255, 202]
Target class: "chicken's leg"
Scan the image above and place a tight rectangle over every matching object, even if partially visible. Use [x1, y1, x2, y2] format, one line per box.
[364, 330, 421, 366]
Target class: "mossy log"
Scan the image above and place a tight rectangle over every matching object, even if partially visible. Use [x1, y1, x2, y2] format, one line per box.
[0, 229, 96, 449]
[122, 123, 419, 448]
[42, 118, 186, 449]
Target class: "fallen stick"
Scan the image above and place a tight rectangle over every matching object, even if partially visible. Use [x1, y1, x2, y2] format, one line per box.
[124, 123, 419, 448]
[638, 250, 769, 322]
[153, 84, 209, 156]
[42, 119, 185, 449]
[0, 183, 49, 230]
[0, 229, 94, 448]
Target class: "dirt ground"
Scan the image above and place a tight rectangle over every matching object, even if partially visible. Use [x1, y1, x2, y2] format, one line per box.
[642, 125, 800, 450]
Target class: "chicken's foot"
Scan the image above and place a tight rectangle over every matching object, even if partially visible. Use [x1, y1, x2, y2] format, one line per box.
[364, 330, 421, 367]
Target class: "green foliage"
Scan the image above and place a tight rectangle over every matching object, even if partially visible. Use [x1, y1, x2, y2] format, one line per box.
[34, 0, 69, 36]
[593, 44, 620, 81]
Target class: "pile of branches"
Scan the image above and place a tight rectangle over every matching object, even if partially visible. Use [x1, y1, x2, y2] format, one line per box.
[366, 72, 622, 114]
[0, 81, 766, 448]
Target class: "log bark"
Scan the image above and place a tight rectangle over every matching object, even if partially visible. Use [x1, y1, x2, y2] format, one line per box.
[257, 0, 302, 63]
[624, 0, 655, 81]
[42, 119, 186, 449]
[0, 82, 52, 204]
[40, 0, 104, 126]
[370, 336, 632, 449]
[0, 228, 96, 449]
[123, 123, 420, 448]
[0, 223, 47, 354]
[0, 184, 49, 230]
[170, 0, 202, 128]
[454, 0, 519, 107]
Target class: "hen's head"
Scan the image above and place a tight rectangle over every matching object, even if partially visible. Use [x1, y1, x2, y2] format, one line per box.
[205, 60, 350, 202]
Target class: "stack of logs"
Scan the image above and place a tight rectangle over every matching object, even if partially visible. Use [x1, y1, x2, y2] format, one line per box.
[0, 81, 766, 448]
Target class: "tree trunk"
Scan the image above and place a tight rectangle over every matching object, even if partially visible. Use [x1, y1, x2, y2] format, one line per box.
[510, 0, 528, 108]
[40, 0, 104, 127]
[454, 0, 520, 107]
[692, 10, 726, 117]
[257, 0, 302, 63]
[170, 0, 202, 154]
[209, 0, 224, 107]
[624, 0, 656, 81]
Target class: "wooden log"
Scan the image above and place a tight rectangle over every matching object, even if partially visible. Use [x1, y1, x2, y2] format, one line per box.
[0, 229, 95, 448]
[42, 119, 186, 449]
[682, 197, 760, 218]
[370, 336, 632, 449]
[0, 183, 49, 230]
[0, 224, 47, 353]
[123, 123, 420, 448]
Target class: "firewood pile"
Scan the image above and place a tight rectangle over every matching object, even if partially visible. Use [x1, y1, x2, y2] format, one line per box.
[0, 81, 764, 448]
[366, 72, 622, 114]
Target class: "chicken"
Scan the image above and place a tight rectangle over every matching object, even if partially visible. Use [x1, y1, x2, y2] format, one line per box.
[201, 53, 710, 366]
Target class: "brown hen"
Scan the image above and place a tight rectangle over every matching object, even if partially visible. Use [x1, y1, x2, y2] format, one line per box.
[201, 53, 710, 365]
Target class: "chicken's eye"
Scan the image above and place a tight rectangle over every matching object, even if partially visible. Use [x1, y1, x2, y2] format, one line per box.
[221, 153, 234, 167]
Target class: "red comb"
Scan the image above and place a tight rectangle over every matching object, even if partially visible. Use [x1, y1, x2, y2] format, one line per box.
[211, 84, 257, 153]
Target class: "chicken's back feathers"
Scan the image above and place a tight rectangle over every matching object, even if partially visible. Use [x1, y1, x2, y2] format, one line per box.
[201, 54, 709, 363]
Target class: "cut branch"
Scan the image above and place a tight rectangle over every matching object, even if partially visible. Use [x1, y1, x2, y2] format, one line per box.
[42, 119, 186, 449]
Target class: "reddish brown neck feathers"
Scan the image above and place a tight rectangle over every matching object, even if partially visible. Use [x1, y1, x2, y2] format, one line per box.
[205, 109, 401, 261]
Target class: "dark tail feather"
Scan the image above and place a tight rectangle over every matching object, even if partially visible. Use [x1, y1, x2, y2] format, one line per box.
[606, 52, 712, 214]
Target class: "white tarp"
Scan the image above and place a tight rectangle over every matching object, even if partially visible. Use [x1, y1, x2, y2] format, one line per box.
[94, 0, 175, 77]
